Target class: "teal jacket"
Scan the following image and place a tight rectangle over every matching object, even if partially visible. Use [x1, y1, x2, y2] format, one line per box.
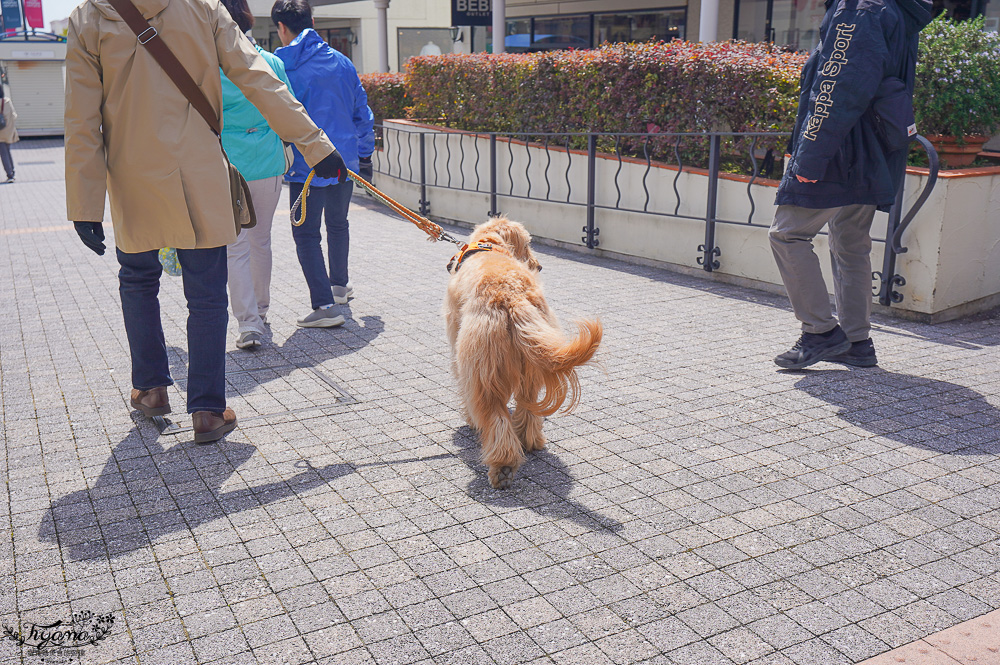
[221, 43, 294, 182]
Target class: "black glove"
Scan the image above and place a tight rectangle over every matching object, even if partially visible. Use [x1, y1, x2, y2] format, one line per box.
[74, 222, 106, 256]
[358, 155, 373, 183]
[314, 149, 347, 181]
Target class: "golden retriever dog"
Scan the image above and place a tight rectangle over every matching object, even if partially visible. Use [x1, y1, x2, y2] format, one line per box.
[444, 216, 602, 489]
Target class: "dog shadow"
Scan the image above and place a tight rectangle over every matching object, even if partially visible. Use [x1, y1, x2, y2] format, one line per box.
[452, 427, 623, 533]
[38, 417, 355, 561]
[794, 368, 1000, 454]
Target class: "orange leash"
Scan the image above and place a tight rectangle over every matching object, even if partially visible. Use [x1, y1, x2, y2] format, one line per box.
[291, 168, 464, 247]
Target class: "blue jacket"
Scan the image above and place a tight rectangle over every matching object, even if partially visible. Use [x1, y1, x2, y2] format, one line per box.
[276, 29, 375, 186]
[775, 0, 932, 211]
[221, 43, 294, 182]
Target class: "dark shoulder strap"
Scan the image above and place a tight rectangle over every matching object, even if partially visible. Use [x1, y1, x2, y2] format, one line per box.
[105, 0, 221, 135]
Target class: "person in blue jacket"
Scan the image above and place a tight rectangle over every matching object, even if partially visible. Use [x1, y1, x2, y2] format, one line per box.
[220, 0, 295, 350]
[271, 0, 375, 328]
[769, 0, 932, 370]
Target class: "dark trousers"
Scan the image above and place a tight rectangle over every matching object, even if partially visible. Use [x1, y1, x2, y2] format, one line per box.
[117, 246, 228, 414]
[288, 180, 352, 310]
[0, 143, 13, 179]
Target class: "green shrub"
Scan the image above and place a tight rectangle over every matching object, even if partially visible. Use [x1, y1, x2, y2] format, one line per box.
[360, 72, 410, 124]
[914, 15, 1000, 139]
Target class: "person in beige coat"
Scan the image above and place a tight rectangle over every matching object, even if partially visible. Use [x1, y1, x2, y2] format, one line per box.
[0, 81, 17, 182]
[65, 0, 347, 442]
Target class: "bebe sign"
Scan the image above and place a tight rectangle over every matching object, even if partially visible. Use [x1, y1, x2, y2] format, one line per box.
[452, 0, 491, 26]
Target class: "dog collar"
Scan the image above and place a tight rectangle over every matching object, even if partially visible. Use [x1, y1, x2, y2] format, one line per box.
[446, 241, 507, 273]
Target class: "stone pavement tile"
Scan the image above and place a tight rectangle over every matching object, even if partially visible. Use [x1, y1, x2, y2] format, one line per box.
[252, 635, 316, 664]
[432, 644, 499, 665]
[747, 614, 813, 650]
[551, 643, 617, 665]
[243, 613, 299, 649]
[527, 618, 589, 655]
[137, 640, 198, 664]
[460, 608, 519, 643]
[664, 640, 733, 665]
[594, 629, 663, 664]
[781, 637, 853, 665]
[191, 627, 252, 663]
[361, 632, 430, 664]
[821, 624, 892, 662]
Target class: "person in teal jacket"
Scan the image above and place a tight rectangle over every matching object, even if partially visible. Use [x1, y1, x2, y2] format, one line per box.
[221, 0, 294, 349]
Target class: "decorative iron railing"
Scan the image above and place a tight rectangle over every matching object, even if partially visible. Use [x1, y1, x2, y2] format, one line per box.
[371, 125, 938, 308]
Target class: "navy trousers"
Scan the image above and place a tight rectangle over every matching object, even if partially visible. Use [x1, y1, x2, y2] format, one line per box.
[117, 246, 229, 414]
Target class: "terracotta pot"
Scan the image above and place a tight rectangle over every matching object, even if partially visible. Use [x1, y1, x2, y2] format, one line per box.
[923, 134, 990, 169]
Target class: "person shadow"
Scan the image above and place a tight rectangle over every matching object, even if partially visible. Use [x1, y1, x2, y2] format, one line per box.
[452, 426, 623, 533]
[37, 417, 354, 561]
[38, 414, 454, 561]
[794, 368, 1000, 455]
[162, 315, 384, 416]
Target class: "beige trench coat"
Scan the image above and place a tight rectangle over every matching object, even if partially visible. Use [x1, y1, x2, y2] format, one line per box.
[65, 0, 335, 253]
[0, 85, 17, 144]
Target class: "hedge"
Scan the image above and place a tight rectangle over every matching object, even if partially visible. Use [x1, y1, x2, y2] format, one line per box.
[401, 41, 807, 135]
[359, 72, 409, 124]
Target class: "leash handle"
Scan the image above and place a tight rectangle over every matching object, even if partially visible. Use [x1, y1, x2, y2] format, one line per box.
[289, 170, 314, 226]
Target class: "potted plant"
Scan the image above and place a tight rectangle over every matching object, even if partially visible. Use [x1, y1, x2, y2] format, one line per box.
[914, 15, 1000, 168]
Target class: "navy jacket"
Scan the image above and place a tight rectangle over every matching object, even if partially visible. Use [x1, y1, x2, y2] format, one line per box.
[776, 0, 932, 210]
[276, 29, 375, 187]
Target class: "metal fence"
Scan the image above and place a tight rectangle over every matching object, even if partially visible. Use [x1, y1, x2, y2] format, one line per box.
[371, 125, 939, 308]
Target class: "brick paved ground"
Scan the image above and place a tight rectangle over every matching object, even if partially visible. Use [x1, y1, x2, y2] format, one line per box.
[1, 139, 998, 665]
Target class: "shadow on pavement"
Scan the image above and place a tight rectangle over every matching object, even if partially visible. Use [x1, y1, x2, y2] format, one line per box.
[452, 427, 623, 533]
[39, 412, 456, 561]
[38, 419, 355, 561]
[165, 315, 384, 395]
[794, 368, 1000, 454]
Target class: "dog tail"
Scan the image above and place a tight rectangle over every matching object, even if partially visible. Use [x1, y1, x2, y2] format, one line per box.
[513, 311, 602, 417]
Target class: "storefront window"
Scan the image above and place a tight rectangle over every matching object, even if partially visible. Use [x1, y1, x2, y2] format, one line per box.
[596, 10, 686, 44]
[769, 0, 824, 51]
[734, 0, 770, 43]
[734, 0, 826, 51]
[983, 0, 1000, 29]
[529, 15, 591, 51]
[318, 27, 354, 58]
[398, 28, 453, 69]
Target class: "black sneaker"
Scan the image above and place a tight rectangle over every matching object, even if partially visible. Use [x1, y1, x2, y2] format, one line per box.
[774, 325, 851, 369]
[826, 338, 877, 367]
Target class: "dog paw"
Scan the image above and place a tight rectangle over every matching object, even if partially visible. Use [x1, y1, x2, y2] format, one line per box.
[489, 465, 515, 489]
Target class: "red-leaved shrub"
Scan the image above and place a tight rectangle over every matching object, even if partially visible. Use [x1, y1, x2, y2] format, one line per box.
[360, 72, 409, 124]
[403, 41, 807, 135]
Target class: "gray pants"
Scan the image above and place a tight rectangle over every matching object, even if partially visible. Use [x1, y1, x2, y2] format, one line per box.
[0, 143, 13, 179]
[226, 175, 282, 334]
[769, 203, 877, 343]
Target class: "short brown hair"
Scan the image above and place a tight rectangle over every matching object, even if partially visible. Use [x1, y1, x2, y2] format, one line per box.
[221, 0, 255, 34]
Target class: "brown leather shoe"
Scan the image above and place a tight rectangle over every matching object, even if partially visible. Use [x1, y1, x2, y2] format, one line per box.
[130, 387, 171, 417]
[192, 408, 237, 444]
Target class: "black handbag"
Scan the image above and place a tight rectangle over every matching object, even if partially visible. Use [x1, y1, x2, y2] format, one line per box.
[0, 95, 7, 130]
[105, 0, 255, 235]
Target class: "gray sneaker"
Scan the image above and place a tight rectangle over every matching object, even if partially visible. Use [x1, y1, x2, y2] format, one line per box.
[297, 307, 345, 328]
[332, 282, 354, 305]
[235, 331, 262, 349]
